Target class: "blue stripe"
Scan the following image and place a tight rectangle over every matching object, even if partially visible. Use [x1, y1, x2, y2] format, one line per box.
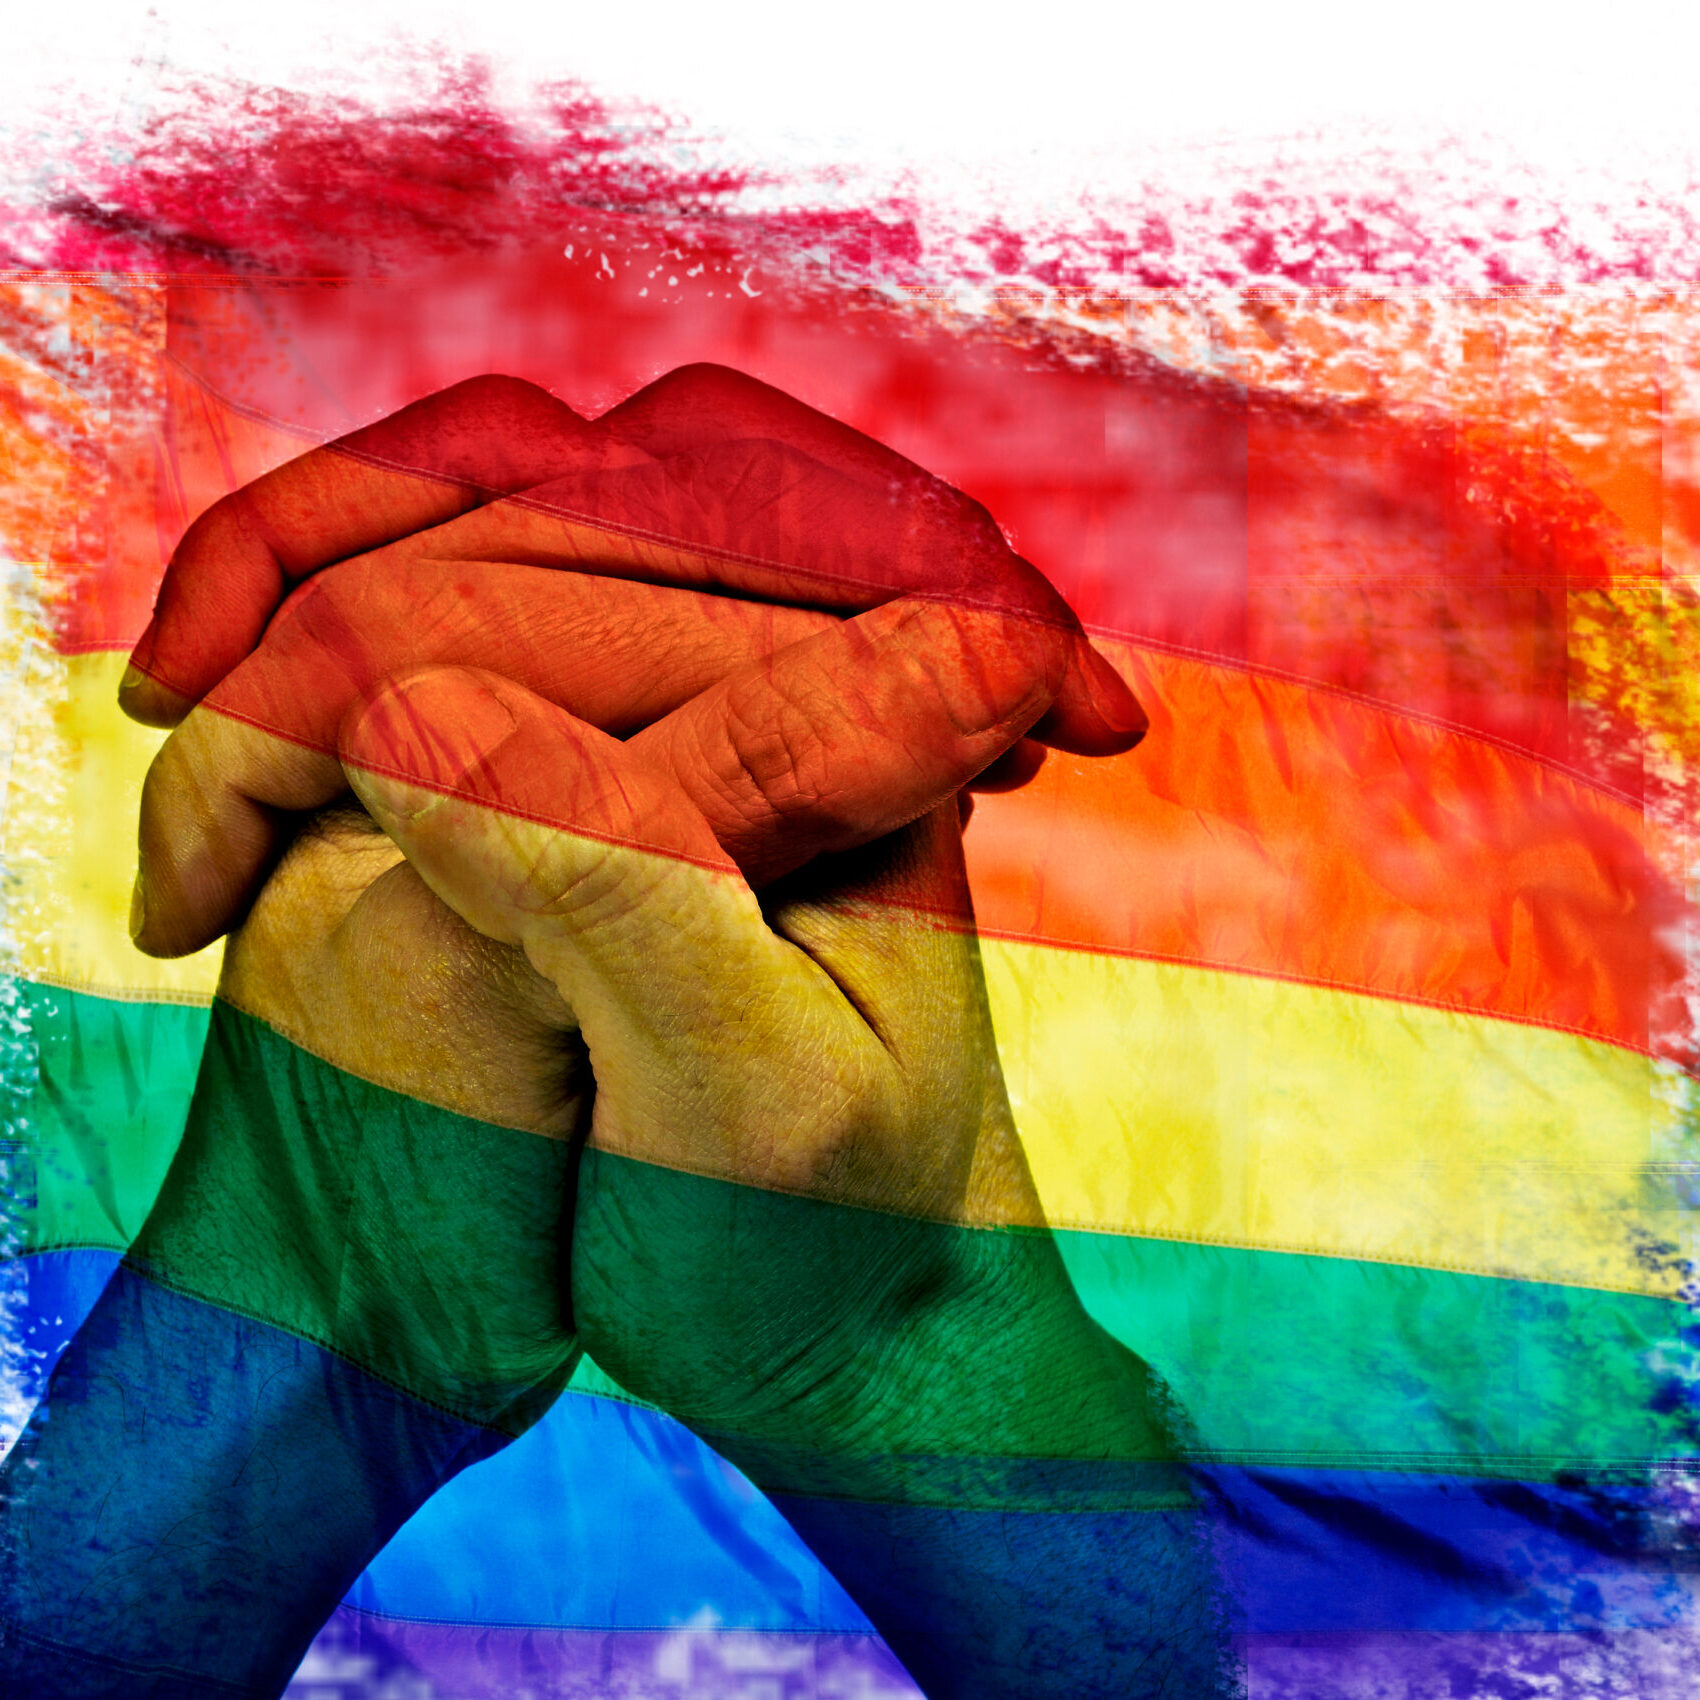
[0, 1264, 506, 1696]
[0, 1248, 120, 1437]
[1199, 1464, 1697, 1634]
[12, 1250, 1689, 1648]
[352, 1386, 871, 1632]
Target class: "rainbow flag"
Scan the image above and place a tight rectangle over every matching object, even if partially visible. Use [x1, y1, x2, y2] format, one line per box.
[2, 185, 1697, 1695]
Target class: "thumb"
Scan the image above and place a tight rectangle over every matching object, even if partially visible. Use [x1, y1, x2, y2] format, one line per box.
[339, 667, 890, 1190]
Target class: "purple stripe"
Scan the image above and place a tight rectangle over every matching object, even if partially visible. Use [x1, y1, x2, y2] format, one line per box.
[290, 1609, 1700, 1695]
[289, 1604, 923, 1697]
[1243, 1626, 1700, 1699]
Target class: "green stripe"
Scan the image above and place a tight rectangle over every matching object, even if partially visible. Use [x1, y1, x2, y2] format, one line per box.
[573, 1146, 1192, 1511]
[1060, 1232, 1697, 1474]
[14, 980, 208, 1254]
[577, 1149, 1696, 1487]
[126, 1001, 579, 1434]
[17, 983, 1691, 1475]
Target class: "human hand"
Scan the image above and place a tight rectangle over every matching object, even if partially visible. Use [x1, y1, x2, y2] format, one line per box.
[60, 609, 1204, 1698]
[122, 363, 1145, 960]
[4, 581, 1126, 1696]
[1, 370, 1207, 1698]
[123, 359, 1152, 1176]
[165, 367, 1215, 1696]
[330, 663, 1224, 1700]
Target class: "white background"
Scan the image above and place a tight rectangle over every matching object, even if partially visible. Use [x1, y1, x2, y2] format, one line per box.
[5, 0, 1699, 201]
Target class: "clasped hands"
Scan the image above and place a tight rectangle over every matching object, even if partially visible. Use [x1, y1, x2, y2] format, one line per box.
[103, 366, 1224, 1697]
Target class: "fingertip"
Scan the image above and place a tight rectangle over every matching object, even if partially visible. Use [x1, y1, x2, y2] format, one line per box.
[128, 923, 198, 961]
[127, 869, 147, 946]
[1030, 641, 1148, 756]
[342, 763, 449, 836]
[132, 709, 340, 960]
[129, 799, 224, 961]
[1079, 641, 1148, 744]
[118, 660, 196, 729]
[125, 860, 215, 960]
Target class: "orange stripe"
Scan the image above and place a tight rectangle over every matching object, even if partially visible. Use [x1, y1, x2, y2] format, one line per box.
[966, 637, 1683, 1061]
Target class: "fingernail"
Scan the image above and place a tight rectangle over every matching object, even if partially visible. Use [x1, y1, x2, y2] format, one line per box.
[346, 769, 452, 825]
[118, 658, 195, 730]
[128, 872, 146, 942]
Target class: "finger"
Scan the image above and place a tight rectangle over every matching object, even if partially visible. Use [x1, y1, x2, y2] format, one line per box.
[570, 364, 1152, 757]
[604, 366, 1143, 752]
[133, 576, 1067, 958]
[217, 806, 592, 1141]
[131, 568, 828, 959]
[1032, 636, 1148, 757]
[377, 437, 1145, 757]
[628, 595, 1066, 887]
[601, 362, 925, 473]
[122, 375, 601, 726]
[132, 361, 1145, 753]
[133, 708, 344, 959]
[339, 668, 890, 1194]
[218, 555, 832, 750]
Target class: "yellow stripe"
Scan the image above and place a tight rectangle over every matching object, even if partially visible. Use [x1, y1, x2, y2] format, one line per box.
[13, 641, 1684, 1300]
[985, 938, 1686, 1298]
[2, 642, 219, 1001]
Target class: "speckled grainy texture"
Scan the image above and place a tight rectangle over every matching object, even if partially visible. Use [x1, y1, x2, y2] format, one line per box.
[1245, 1626, 1700, 1700]
[4, 53, 1700, 1700]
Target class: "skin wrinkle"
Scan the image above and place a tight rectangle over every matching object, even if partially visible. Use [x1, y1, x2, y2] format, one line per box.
[364, 466, 1085, 642]
[410, 557, 834, 702]
[718, 684, 839, 825]
[222, 805, 589, 1140]
[603, 922, 894, 1190]
[135, 418, 1138, 958]
[662, 604, 1053, 870]
[903, 601, 1061, 740]
[336, 680, 1038, 1220]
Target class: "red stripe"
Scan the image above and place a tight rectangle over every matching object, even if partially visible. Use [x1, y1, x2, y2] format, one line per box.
[69, 253, 1635, 793]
